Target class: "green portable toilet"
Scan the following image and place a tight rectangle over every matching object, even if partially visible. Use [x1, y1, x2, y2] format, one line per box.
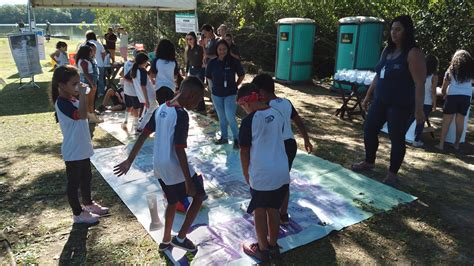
[335, 16, 385, 72]
[275, 18, 316, 83]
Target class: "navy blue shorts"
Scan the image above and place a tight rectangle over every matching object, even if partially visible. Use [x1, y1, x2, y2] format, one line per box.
[443, 95, 471, 116]
[158, 174, 206, 205]
[247, 184, 289, 214]
[284, 138, 297, 170]
[125, 95, 141, 109]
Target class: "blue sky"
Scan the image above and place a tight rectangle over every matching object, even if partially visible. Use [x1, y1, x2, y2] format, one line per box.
[0, 0, 27, 4]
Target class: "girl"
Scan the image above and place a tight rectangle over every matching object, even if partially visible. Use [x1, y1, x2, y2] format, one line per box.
[185, 31, 205, 111]
[52, 65, 109, 224]
[121, 54, 142, 131]
[436, 50, 474, 150]
[50, 41, 69, 67]
[75, 44, 102, 123]
[131, 52, 158, 130]
[149, 39, 179, 105]
[118, 27, 129, 61]
[205, 39, 245, 149]
[412, 55, 439, 147]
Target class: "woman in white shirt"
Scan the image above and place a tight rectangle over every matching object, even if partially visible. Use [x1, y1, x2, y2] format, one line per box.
[436, 50, 474, 150]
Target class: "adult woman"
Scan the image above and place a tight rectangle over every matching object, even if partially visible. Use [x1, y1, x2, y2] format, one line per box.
[149, 39, 179, 105]
[185, 31, 205, 111]
[352, 15, 426, 186]
[435, 50, 474, 151]
[118, 27, 129, 61]
[206, 40, 245, 149]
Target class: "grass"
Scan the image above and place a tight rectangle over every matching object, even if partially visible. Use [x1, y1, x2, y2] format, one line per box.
[1, 37, 473, 264]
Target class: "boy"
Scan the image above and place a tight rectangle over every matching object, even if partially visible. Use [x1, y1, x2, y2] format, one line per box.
[237, 83, 290, 262]
[252, 74, 313, 225]
[114, 76, 206, 252]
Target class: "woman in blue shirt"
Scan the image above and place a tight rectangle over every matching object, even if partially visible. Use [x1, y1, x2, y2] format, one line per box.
[206, 40, 245, 149]
[352, 15, 426, 186]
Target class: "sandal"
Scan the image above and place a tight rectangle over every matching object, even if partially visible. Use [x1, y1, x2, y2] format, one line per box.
[351, 161, 374, 172]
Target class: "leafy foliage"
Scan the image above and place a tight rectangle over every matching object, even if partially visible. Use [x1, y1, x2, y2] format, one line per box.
[93, 0, 473, 78]
[0, 5, 95, 24]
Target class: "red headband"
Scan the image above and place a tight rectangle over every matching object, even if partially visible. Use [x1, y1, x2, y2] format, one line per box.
[236, 92, 263, 105]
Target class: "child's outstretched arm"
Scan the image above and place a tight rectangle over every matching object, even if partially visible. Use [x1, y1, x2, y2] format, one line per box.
[175, 147, 196, 196]
[77, 83, 88, 119]
[240, 148, 250, 184]
[113, 131, 150, 176]
[292, 111, 313, 153]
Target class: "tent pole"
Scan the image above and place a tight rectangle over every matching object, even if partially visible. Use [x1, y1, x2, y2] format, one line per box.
[27, 0, 32, 31]
[194, 8, 199, 33]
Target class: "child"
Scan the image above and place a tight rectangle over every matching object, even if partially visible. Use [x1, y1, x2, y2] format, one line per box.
[75, 44, 102, 123]
[130, 52, 158, 130]
[51, 65, 109, 224]
[97, 87, 126, 113]
[50, 41, 69, 67]
[237, 83, 290, 262]
[121, 55, 142, 131]
[114, 76, 206, 252]
[149, 39, 179, 105]
[252, 73, 313, 225]
[412, 55, 439, 147]
[436, 50, 474, 150]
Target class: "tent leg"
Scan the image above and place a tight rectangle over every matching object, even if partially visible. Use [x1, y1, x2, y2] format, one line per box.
[194, 8, 199, 33]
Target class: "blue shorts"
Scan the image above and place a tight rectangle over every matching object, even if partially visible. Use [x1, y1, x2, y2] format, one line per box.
[158, 174, 206, 205]
[124, 95, 141, 109]
[443, 95, 471, 116]
[247, 184, 289, 214]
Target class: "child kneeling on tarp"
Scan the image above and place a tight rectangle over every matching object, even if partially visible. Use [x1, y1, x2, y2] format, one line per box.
[237, 83, 290, 262]
[114, 76, 206, 252]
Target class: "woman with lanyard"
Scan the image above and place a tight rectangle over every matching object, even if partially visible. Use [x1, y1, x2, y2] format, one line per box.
[352, 15, 426, 186]
[206, 40, 245, 149]
[185, 31, 206, 112]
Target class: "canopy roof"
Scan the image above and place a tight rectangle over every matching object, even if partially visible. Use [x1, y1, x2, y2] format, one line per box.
[30, 0, 196, 11]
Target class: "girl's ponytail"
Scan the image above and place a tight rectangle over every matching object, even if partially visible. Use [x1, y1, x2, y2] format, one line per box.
[131, 61, 139, 79]
[131, 52, 149, 79]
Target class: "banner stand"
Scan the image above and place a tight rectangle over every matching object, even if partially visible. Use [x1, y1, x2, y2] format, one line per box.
[17, 76, 40, 90]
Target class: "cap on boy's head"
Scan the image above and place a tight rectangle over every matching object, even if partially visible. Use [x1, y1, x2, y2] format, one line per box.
[237, 83, 260, 103]
[252, 73, 275, 94]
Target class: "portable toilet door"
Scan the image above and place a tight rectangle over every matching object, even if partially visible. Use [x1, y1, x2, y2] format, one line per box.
[335, 16, 385, 72]
[275, 18, 316, 83]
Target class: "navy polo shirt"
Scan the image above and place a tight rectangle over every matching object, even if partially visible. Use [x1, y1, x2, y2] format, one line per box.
[205, 57, 245, 97]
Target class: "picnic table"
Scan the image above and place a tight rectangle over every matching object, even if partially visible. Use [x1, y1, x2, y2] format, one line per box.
[105, 62, 124, 91]
[333, 80, 369, 119]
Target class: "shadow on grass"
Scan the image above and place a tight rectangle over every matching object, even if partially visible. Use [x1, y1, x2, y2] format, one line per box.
[0, 81, 53, 116]
[59, 223, 94, 265]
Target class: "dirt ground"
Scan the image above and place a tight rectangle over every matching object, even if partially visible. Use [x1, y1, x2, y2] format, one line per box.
[1, 74, 473, 264]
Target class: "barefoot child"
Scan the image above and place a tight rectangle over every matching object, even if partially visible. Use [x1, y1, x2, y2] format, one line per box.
[114, 76, 206, 252]
[252, 73, 313, 225]
[52, 65, 109, 224]
[237, 83, 290, 262]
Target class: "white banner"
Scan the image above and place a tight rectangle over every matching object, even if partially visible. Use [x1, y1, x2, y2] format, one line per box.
[8, 32, 43, 78]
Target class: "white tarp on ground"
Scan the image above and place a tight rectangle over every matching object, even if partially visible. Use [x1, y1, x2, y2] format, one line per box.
[31, 0, 196, 10]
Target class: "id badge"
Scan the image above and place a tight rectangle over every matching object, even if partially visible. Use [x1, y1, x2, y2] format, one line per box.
[224, 80, 227, 88]
[380, 66, 386, 79]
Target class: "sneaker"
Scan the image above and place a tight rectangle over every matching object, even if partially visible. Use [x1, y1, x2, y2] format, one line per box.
[214, 138, 228, 145]
[412, 140, 424, 147]
[280, 213, 290, 225]
[73, 211, 99, 224]
[83, 201, 109, 216]
[233, 139, 239, 149]
[158, 242, 171, 251]
[242, 242, 269, 262]
[268, 244, 282, 260]
[171, 236, 197, 252]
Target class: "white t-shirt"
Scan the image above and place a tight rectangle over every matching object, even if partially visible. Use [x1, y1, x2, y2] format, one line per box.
[269, 98, 297, 140]
[424, 75, 433, 105]
[122, 60, 136, 96]
[55, 97, 94, 161]
[55, 51, 69, 66]
[103, 54, 111, 67]
[239, 107, 290, 191]
[119, 34, 128, 48]
[77, 59, 93, 74]
[446, 71, 473, 97]
[154, 59, 176, 92]
[144, 103, 195, 185]
[88, 39, 105, 67]
[132, 68, 155, 104]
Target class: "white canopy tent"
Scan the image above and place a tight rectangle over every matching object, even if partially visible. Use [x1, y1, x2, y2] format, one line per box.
[28, 0, 199, 33]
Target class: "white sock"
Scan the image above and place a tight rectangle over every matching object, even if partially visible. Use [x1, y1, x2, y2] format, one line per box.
[176, 236, 185, 243]
[123, 111, 129, 123]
